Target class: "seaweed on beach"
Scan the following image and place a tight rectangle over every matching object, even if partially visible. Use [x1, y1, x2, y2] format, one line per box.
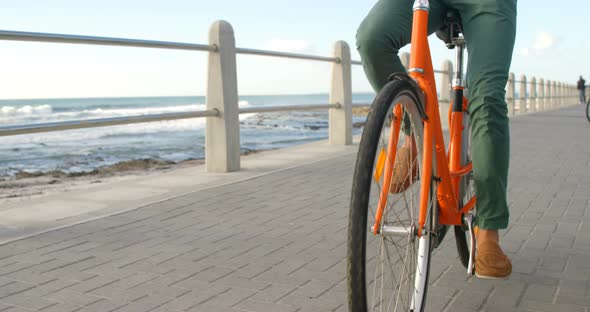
[13, 158, 176, 180]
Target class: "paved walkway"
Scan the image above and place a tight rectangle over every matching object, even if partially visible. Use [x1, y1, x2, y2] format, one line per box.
[0, 105, 588, 312]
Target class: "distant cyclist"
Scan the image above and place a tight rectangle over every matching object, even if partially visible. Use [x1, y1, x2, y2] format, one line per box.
[577, 76, 586, 104]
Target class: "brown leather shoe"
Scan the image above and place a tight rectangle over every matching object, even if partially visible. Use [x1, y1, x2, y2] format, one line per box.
[475, 241, 512, 279]
[389, 146, 419, 193]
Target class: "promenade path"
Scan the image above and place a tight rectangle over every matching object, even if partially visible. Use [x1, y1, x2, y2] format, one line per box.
[0, 105, 588, 312]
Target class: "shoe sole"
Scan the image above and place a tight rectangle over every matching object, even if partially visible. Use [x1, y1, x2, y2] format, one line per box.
[475, 272, 510, 280]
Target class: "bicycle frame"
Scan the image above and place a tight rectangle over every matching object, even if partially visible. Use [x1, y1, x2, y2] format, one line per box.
[373, 0, 476, 237]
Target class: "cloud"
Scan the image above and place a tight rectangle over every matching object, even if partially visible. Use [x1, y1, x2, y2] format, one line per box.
[517, 48, 529, 57]
[264, 39, 315, 53]
[518, 31, 560, 57]
[532, 31, 559, 51]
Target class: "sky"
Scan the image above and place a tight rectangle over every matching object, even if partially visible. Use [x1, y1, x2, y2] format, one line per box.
[0, 0, 587, 99]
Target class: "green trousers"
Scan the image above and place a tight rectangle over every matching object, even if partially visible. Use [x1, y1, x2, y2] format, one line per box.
[357, 0, 517, 230]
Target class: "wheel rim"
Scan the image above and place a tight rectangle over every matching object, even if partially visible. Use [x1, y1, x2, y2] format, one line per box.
[364, 94, 430, 312]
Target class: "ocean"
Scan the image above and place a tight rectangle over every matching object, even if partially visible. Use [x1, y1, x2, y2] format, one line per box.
[0, 94, 374, 176]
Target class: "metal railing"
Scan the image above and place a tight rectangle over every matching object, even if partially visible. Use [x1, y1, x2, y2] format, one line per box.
[0, 30, 215, 52]
[0, 21, 579, 172]
[0, 110, 220, 137]
[507, 74, 579, 114]
[0, 23, 368, 172]
[0, 30, 451, 137]
[0, 28, 355, 139]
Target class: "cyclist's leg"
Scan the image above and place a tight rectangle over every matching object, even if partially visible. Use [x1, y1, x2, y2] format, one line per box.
[356, 0, 447, 92]
[449, 0, 516, 232]
[356, 0, 448, 193]
[357, 0, 447, 180]
[449, 0, 516, 278]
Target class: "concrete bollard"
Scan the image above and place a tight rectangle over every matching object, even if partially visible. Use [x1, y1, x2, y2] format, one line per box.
[506, 73, 516, 116]
[555, 81, 563, 107]
[561, 83, 566, 106]
[440, 59, 453, 130]
[329, 41, 352, 145]
[552, 81, 557, 109]
[519, 74, 527, 113]
[206, 20, 240, 172]
[559, 82, 564, 106]
[546, 80, 552, 110]
[538, 78, 545, 111]
[529, 77, 536, 112]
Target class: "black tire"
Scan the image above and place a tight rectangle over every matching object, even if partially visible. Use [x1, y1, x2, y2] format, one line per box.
[454, 111, 473, 269]
[348, 79, 434, 312]
[586, 99, 590, 122]
[455, 224, 470, 268]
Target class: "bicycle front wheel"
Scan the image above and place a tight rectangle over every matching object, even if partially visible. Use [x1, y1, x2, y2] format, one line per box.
[348, 79, 434, 312]
[586, 99, 590, 122]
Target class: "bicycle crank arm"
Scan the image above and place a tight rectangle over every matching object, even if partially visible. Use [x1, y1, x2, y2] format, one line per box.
[464, 213, 476, 276]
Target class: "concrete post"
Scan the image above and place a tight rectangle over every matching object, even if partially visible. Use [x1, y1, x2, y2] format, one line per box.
[555, 82, 563, 107]
[400, 52, 410, 70]
[552, 81, 557, 108]
[546, 80, 552, 110]
[529, 77, 536, 112]
[440, 59, 453, 130]
[519, 74, 527, 113]
[575, 85, 578, 104]
[559, 82, 564, 106]
[538, 78, 545, 111]
[506, 72, 515, 116]
[206, 20, 240, 172]
[329, 41, 352, 145]
[561, 82, 564, 106]
[573, 85, 577, 105]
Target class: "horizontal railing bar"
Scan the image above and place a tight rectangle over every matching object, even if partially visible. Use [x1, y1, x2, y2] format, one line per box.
[0, 30, 216, 51]
[239, 103, 340, 114]
[235, 47, 339, 63]
[0, 110, 219, 137]
[0, 31, 458, 72]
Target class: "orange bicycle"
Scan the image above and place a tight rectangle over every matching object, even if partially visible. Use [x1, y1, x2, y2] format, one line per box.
[347, 2, 476, 311]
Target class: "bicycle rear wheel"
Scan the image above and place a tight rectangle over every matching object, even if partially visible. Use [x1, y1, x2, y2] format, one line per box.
[348, 79, 434, 312]
[586, 99, 590, 122]
[454, 111, 474, 269]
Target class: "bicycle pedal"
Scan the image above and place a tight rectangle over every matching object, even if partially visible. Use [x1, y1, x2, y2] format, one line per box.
[464, 213, 476, 276]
